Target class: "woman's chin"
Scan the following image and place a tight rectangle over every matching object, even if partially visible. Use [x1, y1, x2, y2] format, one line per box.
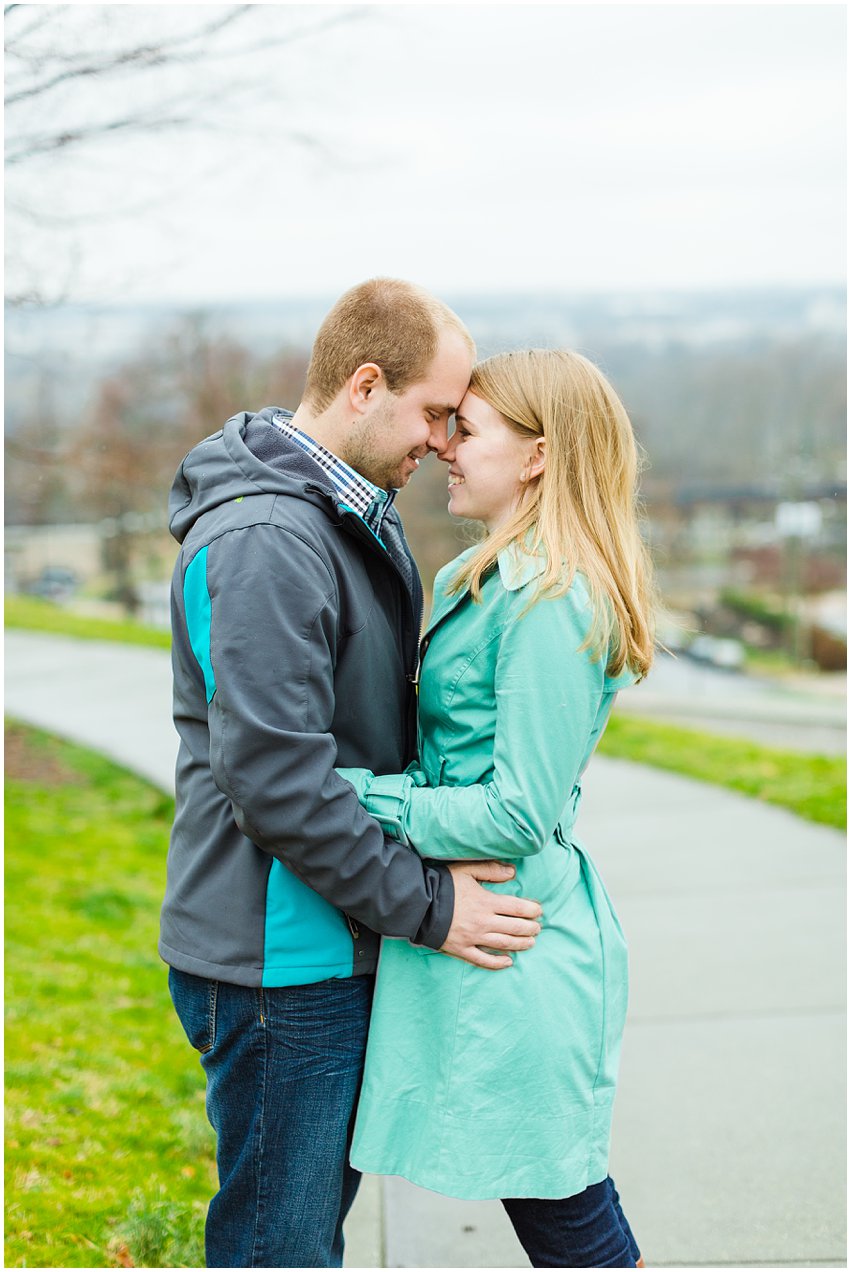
[447, 488, 471, 518]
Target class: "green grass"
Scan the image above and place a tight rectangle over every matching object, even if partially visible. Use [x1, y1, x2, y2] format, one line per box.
[5, 722, 212, 1269]
[5, 595, 171, 649]
[742, 646, 803, 677]
[599, 714, 846, 829]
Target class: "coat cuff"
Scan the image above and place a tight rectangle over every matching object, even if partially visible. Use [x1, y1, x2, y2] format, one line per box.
[336, 766, 373, 804]
[361, 772, 415, 844]
[336, 768, 429, 844]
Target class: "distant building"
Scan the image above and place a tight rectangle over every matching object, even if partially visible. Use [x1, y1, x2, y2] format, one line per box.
[4, 521, 175, 595]
[5, 523, 103, 587]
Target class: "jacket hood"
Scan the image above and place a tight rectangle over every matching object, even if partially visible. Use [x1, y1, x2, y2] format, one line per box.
[168, 407, 336, 543]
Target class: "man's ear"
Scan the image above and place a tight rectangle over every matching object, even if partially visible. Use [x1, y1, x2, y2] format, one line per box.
[348, 363, 384, 415]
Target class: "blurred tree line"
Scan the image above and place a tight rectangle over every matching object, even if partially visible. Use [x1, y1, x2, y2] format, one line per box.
[4, 315, 846, 607]
[603, 336, 845, 492]
[6, 317, 310, 607]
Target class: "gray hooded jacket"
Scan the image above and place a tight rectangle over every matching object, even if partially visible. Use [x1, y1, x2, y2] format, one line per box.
[159, 408, 454, 987]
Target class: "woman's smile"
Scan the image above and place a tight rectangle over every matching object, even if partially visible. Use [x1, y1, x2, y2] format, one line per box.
[440, 391, 538, 531]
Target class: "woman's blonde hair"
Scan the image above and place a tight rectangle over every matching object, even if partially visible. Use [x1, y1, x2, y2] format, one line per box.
[450, 348, 656, 679]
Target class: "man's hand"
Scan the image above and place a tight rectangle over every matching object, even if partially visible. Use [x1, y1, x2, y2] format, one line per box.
[442, 861, 543, 970]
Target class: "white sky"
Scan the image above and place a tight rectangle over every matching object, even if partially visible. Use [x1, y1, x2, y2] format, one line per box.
[6, 2, 847, 304]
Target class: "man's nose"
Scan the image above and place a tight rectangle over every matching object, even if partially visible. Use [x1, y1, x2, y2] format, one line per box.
[426, 417, 450, 454]
[433, 427, 456, 464]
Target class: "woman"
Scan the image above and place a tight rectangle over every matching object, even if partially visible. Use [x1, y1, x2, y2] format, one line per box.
[338, 349, 654, 1268]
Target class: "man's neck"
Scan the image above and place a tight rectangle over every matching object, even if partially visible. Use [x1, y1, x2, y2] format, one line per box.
[289, 402, 344, 458]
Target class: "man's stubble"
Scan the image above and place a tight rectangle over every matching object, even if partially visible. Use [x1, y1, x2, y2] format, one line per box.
[342, 397, 414, 493]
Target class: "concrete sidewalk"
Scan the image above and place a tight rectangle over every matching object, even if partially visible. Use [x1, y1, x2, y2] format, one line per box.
[5, 630, 846, 1268]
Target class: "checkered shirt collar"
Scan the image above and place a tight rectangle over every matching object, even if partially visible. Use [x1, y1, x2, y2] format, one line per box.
[270, 411, 396, 527]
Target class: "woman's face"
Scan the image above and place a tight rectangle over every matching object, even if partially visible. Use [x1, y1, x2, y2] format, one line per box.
[440, 390, 540, 531]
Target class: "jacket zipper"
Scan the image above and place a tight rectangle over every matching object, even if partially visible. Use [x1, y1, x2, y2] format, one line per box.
[336, 510, 420, 954]
[338, 510, 421, 748]
[303, 487, 422, 676]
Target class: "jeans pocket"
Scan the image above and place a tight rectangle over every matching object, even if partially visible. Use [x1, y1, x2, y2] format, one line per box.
[168, 966, 218, 1054]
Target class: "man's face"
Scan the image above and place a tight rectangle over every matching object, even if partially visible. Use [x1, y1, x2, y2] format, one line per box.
[344, 329, 473, 491]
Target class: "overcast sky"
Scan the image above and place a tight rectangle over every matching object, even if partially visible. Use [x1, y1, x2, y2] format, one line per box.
[6, 3, 846, 305]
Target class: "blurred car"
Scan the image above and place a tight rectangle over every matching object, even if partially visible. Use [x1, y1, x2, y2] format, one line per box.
[686, 634, 745, 670]
[25, 567, 78, 602]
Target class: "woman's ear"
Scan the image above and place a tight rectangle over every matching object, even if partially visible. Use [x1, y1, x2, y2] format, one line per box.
[527, 438, 546, 480]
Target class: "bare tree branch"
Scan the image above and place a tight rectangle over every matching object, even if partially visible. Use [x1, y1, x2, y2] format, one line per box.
[187, 7, 367, 63]
[7, 51, 166, 106]
[5, 4, 370, 304]
[7, 113, 207, 164]
[5, 7, 255, 103]
[5, 5, 101, 59]
[6, 7, 362, 162]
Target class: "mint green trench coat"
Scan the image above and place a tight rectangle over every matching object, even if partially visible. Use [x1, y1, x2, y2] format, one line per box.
[338, 544, 637, 1201]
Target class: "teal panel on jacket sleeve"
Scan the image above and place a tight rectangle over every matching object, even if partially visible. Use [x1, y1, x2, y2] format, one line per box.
[184, 547, 216, 703]
[263, 860, 355, 987]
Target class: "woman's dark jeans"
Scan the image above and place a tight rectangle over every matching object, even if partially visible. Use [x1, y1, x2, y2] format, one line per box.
[503, 1175, 641, 1268]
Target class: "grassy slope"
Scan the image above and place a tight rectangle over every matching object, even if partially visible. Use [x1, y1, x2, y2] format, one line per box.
[5, 595, 171, 649]
[600, 715, 845, 829]
[5, 723, 211, 1269]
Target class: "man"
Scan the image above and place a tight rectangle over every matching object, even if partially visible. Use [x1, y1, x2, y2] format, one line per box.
[161, 279, 543, 1268]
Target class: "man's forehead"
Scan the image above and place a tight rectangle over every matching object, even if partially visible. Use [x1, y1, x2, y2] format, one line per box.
[417, 335, 472, 406]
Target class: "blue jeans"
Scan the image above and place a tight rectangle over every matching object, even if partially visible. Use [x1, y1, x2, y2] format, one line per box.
[503, 1176, 641, 1267]
[168, 967, 373, 1268]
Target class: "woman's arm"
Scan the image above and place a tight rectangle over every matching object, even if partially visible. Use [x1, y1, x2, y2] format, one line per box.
[337, 588, 606, 860]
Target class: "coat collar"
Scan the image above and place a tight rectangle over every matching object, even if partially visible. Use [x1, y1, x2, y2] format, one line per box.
[422, 541, 638, 688]
[423, 547, 476, 637]
[423, 541, 549, 641]
[496, 540, 549, 592]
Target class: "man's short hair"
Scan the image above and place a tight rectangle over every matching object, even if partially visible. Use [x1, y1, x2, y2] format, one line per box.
[304, 278, 474, 413]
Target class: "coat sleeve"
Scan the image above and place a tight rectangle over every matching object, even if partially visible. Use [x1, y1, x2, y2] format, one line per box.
[338, 587, 606, 860]
[193, 522, 453, 947]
